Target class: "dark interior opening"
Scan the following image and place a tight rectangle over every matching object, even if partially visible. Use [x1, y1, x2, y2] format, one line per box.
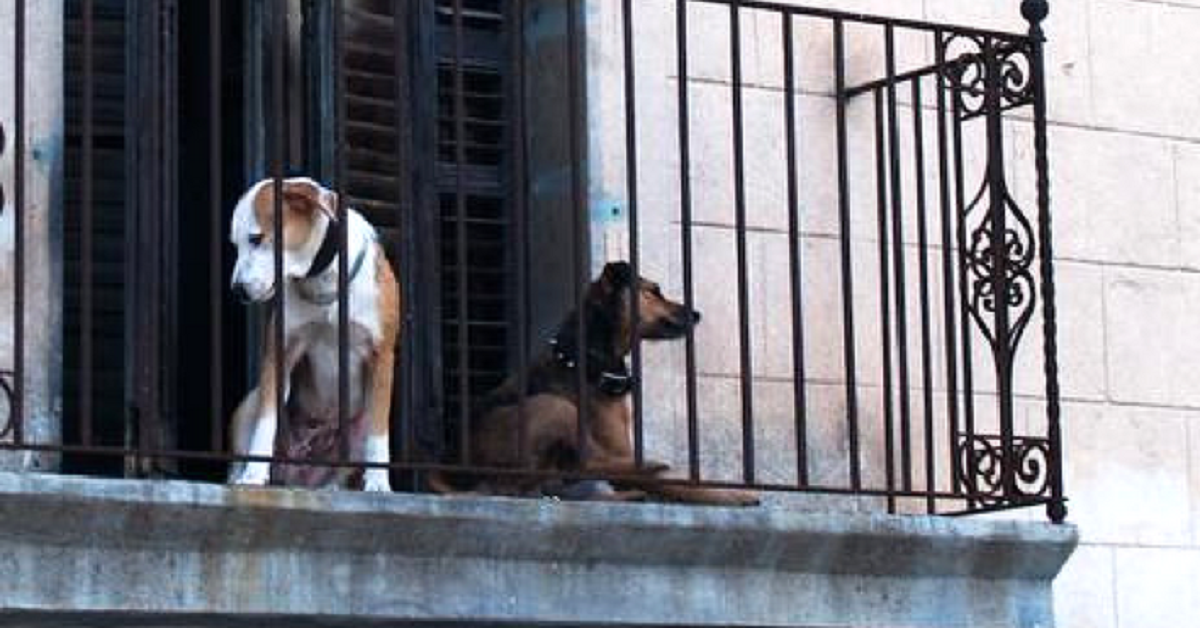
[173, 0, 249, 481]
[62, 0, 249, 478]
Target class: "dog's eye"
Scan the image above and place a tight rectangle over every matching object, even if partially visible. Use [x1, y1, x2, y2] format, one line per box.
[248, 234, 264, 247]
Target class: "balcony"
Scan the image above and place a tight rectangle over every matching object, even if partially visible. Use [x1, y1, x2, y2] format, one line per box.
[0, 1, 1075, 626]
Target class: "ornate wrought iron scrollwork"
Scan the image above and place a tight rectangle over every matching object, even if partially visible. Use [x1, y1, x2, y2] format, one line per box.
[958, 434, 1052, 505]
[939, 35, 1036, 120]
[0, 370, 14, 441]
[941, 29, 1040, 359]
[963, 183, 1038, 355]
[996, 44, 1035, 109]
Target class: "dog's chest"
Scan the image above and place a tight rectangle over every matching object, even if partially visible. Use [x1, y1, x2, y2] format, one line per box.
[283, 278, 383, 343]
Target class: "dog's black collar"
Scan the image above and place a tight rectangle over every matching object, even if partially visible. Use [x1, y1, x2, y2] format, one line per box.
[296, 223, 373, 306]
[549, 338, 635, 397]
[305, 217, 343, 279]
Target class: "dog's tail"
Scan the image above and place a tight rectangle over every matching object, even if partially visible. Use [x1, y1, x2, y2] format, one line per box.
[624, 481, 761, 507]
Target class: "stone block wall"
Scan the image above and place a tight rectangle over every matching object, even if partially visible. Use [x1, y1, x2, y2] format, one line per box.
[0, 0, 63, 471]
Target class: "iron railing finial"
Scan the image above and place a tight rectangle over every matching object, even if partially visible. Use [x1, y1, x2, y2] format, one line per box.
[1022, 0, 1049, 33]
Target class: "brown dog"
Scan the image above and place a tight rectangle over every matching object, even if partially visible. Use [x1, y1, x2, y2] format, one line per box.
[430, 262, 758, 506]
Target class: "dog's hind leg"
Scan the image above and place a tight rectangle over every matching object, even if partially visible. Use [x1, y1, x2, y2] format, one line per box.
[352, 345, 394, 492]
[354, 253, 399, 492]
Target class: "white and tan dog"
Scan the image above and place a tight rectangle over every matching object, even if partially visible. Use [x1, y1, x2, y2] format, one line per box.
[227, 177, 399, 491]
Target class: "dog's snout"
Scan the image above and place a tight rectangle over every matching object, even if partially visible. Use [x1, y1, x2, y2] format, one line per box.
[690, 309, 702, 325]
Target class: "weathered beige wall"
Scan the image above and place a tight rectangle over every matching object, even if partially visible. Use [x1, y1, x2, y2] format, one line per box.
[585, 1, 1198, 627]
[0, 0, 63, 470]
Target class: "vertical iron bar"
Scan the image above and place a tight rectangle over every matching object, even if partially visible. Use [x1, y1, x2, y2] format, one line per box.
[622, 0, 644, 467]
[983, 37, 1016, 503]
[729, 1, 755, 484]
[833, 20, 860, 490]
[935, 29, 962, 500]
[884, 26, 912, 494]
[272, 0, 286, 465]
[511, 0, 531, 467]
[873, 88, 896, 513]
[782, 13, 808, 486]
[951, 62, 977, 503]
[209, 0, 224, 453]
[80, 0, 95, 446]
[1025, 0, 1066, 523]
[12, 0, 25, 445]
[452, 0, 471, 464]
[394, 0, 410, 467]
[676, 0, 700, 481]
[912, 77, 937, 513]
[568, 0, 591, 465]
[335, 0, 350, 461]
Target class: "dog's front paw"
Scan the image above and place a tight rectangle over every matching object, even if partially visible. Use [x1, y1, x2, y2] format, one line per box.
[230, 462, 271, 486]
[362, 469, 393, 493]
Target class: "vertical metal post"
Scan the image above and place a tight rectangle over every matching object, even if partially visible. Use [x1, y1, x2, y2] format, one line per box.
[833, 20, 860, 491]
[951, 63, 976, 500]
[884, 26, 912, 495]
[912, 76, 937, 512]
[982, 36, 1017, 504]
[567, 0, 591, 464]
[209, 0, 224, 453]
[729, 1, 755, 484]
[511, 0, 531, 467]
[80, 0, 95, 446]
[934, 30, 962, 499]
[272, 0, 287, 468]
[334, 0, 350, 463]
[622, 0, 645, 467]
[676, 0, 700, 481]
[451, 0, 472, 464]
[12, 0, 25, 446]
[393, 1, 409, 469]
[873, 88, 896, 513]
[1022, 0, 1066, 523]
[782, 13, 808, 486]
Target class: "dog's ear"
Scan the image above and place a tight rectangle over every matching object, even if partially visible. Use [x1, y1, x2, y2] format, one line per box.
[600, 261, 634, 291]
[282, 178, 337, 220]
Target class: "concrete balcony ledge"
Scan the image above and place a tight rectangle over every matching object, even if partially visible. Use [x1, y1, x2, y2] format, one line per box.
[0, 472, 1077, 627]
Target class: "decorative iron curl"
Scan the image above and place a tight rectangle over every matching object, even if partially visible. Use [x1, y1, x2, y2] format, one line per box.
[939, 33, 987, 117]
[0, 370, 14, 441]
[959, 435, 1005, 505]
[939, 35, 1036, 119]
[1014, 438, 1051, 497]
[963, 185, 1038, 354]
[997, 44, 1035, 107]
[958, 435, 1053, 504]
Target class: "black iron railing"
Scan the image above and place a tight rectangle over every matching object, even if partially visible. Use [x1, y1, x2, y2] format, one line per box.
[0, 0, 1064, 521]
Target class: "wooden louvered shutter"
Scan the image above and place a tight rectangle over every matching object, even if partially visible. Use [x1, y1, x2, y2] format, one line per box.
[433, 0, 512, 447]
[63, 0, 128, 474]
[336, 0, 514, 458]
